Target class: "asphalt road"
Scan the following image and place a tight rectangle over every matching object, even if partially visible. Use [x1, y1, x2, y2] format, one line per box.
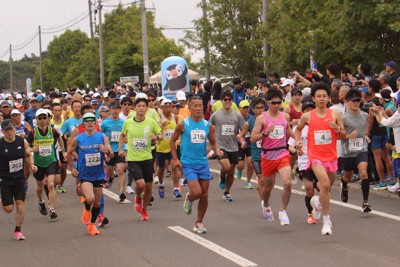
[1, 159, 399, 267]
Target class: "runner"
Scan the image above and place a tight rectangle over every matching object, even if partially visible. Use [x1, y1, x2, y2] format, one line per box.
[295, 82, 346, 235]
[250, 89, 294, 225]
[170, 96, 222, 233]
[68, 112, 113, 236]
[0, 119, 37, 240]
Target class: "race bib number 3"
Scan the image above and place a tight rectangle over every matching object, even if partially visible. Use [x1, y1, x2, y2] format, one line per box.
[39, 146, 52, 157]
[314, 130, 332, 145]
[349, 138, 363, 151]
[85, 153, 101, 166]
[269, 125, 285, 139]
[133, 138, 148, 150]
[111, 131, 121, 142]
[191, 130, 206, 144]
[9, 158, 23, 173]
[221, 124, 235, 136]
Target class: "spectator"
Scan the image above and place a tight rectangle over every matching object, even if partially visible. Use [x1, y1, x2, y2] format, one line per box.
[384, 61, 399, 92]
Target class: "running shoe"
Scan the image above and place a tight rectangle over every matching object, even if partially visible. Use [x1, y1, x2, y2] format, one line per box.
[340, 182, 348, 203]
[321, 219, 332, 235]
[183, 193, 192, 215]
[49, 207, 58, 220]
[278, 210, 290, 226]
[134, 197, 142, 213]
[245, 182, 254, 189]
[82, 207, 91, 225]
[362, 201, 372, 213]
[153, 176, 160, 185]
[166, 171, 171, 177]
[262, 204, 274, 221]
[373, 182, 387, 190]
[290, 168, 298, 185]
[173, 188, 182, 198]
[223, 192, 233, 202]
[236, 169, 242, 179]
[119, 192, 127, 203]
[158, 185, 165, 198]
[388, 179, 396, 186]
[311, 196, 322, 220]
[140, 208, 149, 221]
[193, 222, 207, 234]
[38, 200, 47, 216]
[126, 185, 135, 194]
[107, 177, 114, 188]
[87, 224, 100, 236]
[388, 182, 400, 193]
[97, 215, 109, 228]
[351, 174, 360, 182]
[219, 173, 226, 189]
[307, 214, 317, 224]
[57, 186, 67, 193]
[14, 231, 26, 241]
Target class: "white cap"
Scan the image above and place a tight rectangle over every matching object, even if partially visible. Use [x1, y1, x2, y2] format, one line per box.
[280, 77, 286, 83]
[158, 96, 167, 102]
[103, 92, 109, 98]
[136, 93, 148, 100]
[11, 109, 21, 115]
[83, 112, 96, 119]
[176, 91, 186, 101]
[65, 94, 72, 99]
[36, 89, 42, 93]
[16, 94, 22, 99]
[93, 93, 100, 98]
[161, 99, 172, 106]
[302, 87, 311, 97]
[390, 92, 399, 100]
[5, 93, 11, 98]
[281, 79, 295, 87]
[89, 91, 94, 95]
[35, 108, 49, 117]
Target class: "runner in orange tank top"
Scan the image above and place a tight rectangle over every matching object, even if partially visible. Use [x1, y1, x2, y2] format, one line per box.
[295, 82, 346, 236]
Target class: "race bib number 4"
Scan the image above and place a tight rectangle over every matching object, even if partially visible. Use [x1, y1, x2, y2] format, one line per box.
[85, 153, 101, 166]
[9, 158, 23, 173]
[221, 124, 234, 136]
[191, 130, 206, 144]
[111, 131, 121, 142]
[314, 130, 332, 145]
[163, 130, 174, 140]
[133, 138, 148, 150]
[269, 125, 285, 139]
[39, 146, 52, 157]
[349, 138, 363, 151]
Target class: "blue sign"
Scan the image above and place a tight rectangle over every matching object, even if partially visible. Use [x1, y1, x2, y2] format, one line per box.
[161, 56, 189, 99]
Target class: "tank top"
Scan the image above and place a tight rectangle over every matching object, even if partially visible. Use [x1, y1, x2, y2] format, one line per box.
[76, 132, 106, 181]
[15, 123, 28, 137]
[289, 103, 302, 121]
[307, 109, 338, 162]
[180, 117, 210, 165]
[260, 111, 289, 160]
[0, 135, 25, 180]
[156, 113, 176, 153]
[33, 126, 57, 167]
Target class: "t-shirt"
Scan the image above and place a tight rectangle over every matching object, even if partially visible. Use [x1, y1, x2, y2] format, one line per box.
[122, 117, 162, 161]
[127, 108, 160, 123]
[248, 116, 262, 161]
[101, 117, 126, 152]
[342, 110, 368, 157]
[209, 109, 244, 152]
[288, 126, 308, 171]
[211, 100, 239, 113]
[61, 117, 83, 137]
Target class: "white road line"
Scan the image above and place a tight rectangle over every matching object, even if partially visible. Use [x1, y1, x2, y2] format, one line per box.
[210, 168, 400, 222]
[103, 188, 131, 203]
[168, 226, 258, 267]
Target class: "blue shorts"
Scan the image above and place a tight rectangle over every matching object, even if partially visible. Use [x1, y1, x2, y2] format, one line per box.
[393, 158, 400, 178]
[371, 135, 388, 150]
[182, 164, 212, 182]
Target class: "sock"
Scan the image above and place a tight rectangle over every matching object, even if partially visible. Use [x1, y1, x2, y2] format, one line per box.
[99, 194, 105, 215]
[84, 201, 91, 211]
[44, 185, 49, 199]
[361, 179, 369, 201]
[305, 196, 313, 214]
[90, 207, 100, 224]
[341, 178, 348, 189]
[323, 215, 330, 222]
[15, 226, 21, 232]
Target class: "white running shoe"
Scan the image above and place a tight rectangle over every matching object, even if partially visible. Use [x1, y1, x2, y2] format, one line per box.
[321, 219, 332, 235]
[388, 182, 400, 193]
[126, 185, 135, 194]
[311, 196, 322, 220]
[278, 210, 290, 226]
[261, 202, 274, 221]
[153, 176, 159, 185]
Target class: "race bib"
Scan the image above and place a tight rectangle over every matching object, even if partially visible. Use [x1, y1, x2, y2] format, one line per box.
[85, 153, 101, 166]
[269, 125, 284, 139]
[111, 131, 121, 142]
[32, 119, 37, 127]
[349, 138, 363, 151]
[190, 130, 206, 144]
[314, 130, 332, 145]
[39, 146, 52, 157]
[221, 124, 235, 136]
[256, 140, 262, 148]
[9, 158, 23, 173]
[163, 130, 174, 140]
[245, 132, 251, 138]
[133, 138, 148, 150]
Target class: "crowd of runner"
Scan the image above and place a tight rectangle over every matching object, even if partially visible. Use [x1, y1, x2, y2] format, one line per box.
[0, 60, 400, 240]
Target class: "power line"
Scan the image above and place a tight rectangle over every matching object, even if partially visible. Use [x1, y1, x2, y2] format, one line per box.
[13, 33, 39, 51]
[0, 49, 9, 59]
[103, 1, 139, 7]
[13, 31, 38, 49]
[42, 14, 90, 34]
[42, 9, 89, 31]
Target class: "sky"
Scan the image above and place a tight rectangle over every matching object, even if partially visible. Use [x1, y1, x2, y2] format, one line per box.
[0, 0, 203, 62]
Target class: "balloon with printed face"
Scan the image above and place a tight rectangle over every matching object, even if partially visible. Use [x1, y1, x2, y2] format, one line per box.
[162, 56, 189, 99]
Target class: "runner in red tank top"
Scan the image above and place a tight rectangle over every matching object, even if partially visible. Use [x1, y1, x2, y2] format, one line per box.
[283, 88, 303, 127]
[295, 82, 346, 236]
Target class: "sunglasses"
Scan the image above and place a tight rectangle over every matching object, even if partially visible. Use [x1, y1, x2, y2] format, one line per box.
[268, 101, 282, 105]
[101, 110, 110, 112]
[149, 99, 156, 102]
[84, 99, 91, 102]
[37, 116, 48, 120]
[123, 103, 131, 106]
[223, 98, 232, 102]
[350, 98, 361, 103]
[253, 106, 265, 109]
[83, 117, 95, 122]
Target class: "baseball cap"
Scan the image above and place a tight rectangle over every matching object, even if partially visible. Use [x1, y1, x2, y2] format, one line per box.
[1, 119, 15, 130]
[375, 89, 392, 101]
[161, 99, 172, 106]
[384, 60, 398, 70]
[52, 98, 61, 105]
[99, 105, 110, 112]
[65, 94, 72, 99]
[109, 101, 121, 108]
[91, 99, 99, 105]
[16, 94, 22, 99]
[290, 88, 302, 96]
[83, 112, 96, 119]
[171, 100, 181, 108]
[1, 100, 9, 107]
[301, 101, 316, 112]
[136, 92, 148, 100]
[158, 96, 167, 103]
[239, 100, 250, 108]
[35, 108, 49, 117]
[11, 109, 21, 115]
[176, 91, 186, 101]
[36, 89, 42, 94]
[281, 79, 295, 87]
[256, 78, 267, 85]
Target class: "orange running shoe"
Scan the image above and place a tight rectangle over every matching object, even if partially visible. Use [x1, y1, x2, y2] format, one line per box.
[307, 214, 318, 224]
[140, 208, 149, 221]
[80, 196, 86, 204]
[134, 197, 142, 213]
[87, 224, 100, 236]
[82, 206, 91, 225]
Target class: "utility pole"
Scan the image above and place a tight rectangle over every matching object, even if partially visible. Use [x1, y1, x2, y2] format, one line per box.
[141, 0, 149, 83]
[202, 0, 210, 81]
[262, 0, 269, 73]
[98, 0, 105, 89]
[9, 44, 13, 91]
[88, 0, 94, 39]
[39, 26, 43, 91]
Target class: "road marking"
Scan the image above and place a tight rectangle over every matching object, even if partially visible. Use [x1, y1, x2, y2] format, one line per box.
[210, 169, 400, 222]
[168, 226, 258, 267]
[103, 188, 131, 203]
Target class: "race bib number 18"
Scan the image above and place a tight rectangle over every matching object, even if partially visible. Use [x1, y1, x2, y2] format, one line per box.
[349, 138, 363, 151]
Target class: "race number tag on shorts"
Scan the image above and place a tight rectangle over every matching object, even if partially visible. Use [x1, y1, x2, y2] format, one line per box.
[85, 153, 101, 166]
[190, 130, 206, 144]
[245, 132, 251, 138]
[256, 140, 262, 148]
[9, 158, 23, 173]
[314, 130, 332, 145]
[39, 146, 52, 157]
[163, 130, 174, 140]
[111, 131, 121, 142]
[221, 124, 234, 136]
[269, 125, 284, 139]
[349, 138, 363, 151]
[133, 138, 148, 150]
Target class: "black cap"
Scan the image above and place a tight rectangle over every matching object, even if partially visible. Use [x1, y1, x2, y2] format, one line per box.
[1, 119, 15, 130]
[290, 88, 302, 96]
[301, 101, 315, 112]
[109, 101, 121, 108]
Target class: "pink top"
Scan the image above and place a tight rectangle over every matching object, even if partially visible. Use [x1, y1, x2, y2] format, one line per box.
[261, 111, 289, 160]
